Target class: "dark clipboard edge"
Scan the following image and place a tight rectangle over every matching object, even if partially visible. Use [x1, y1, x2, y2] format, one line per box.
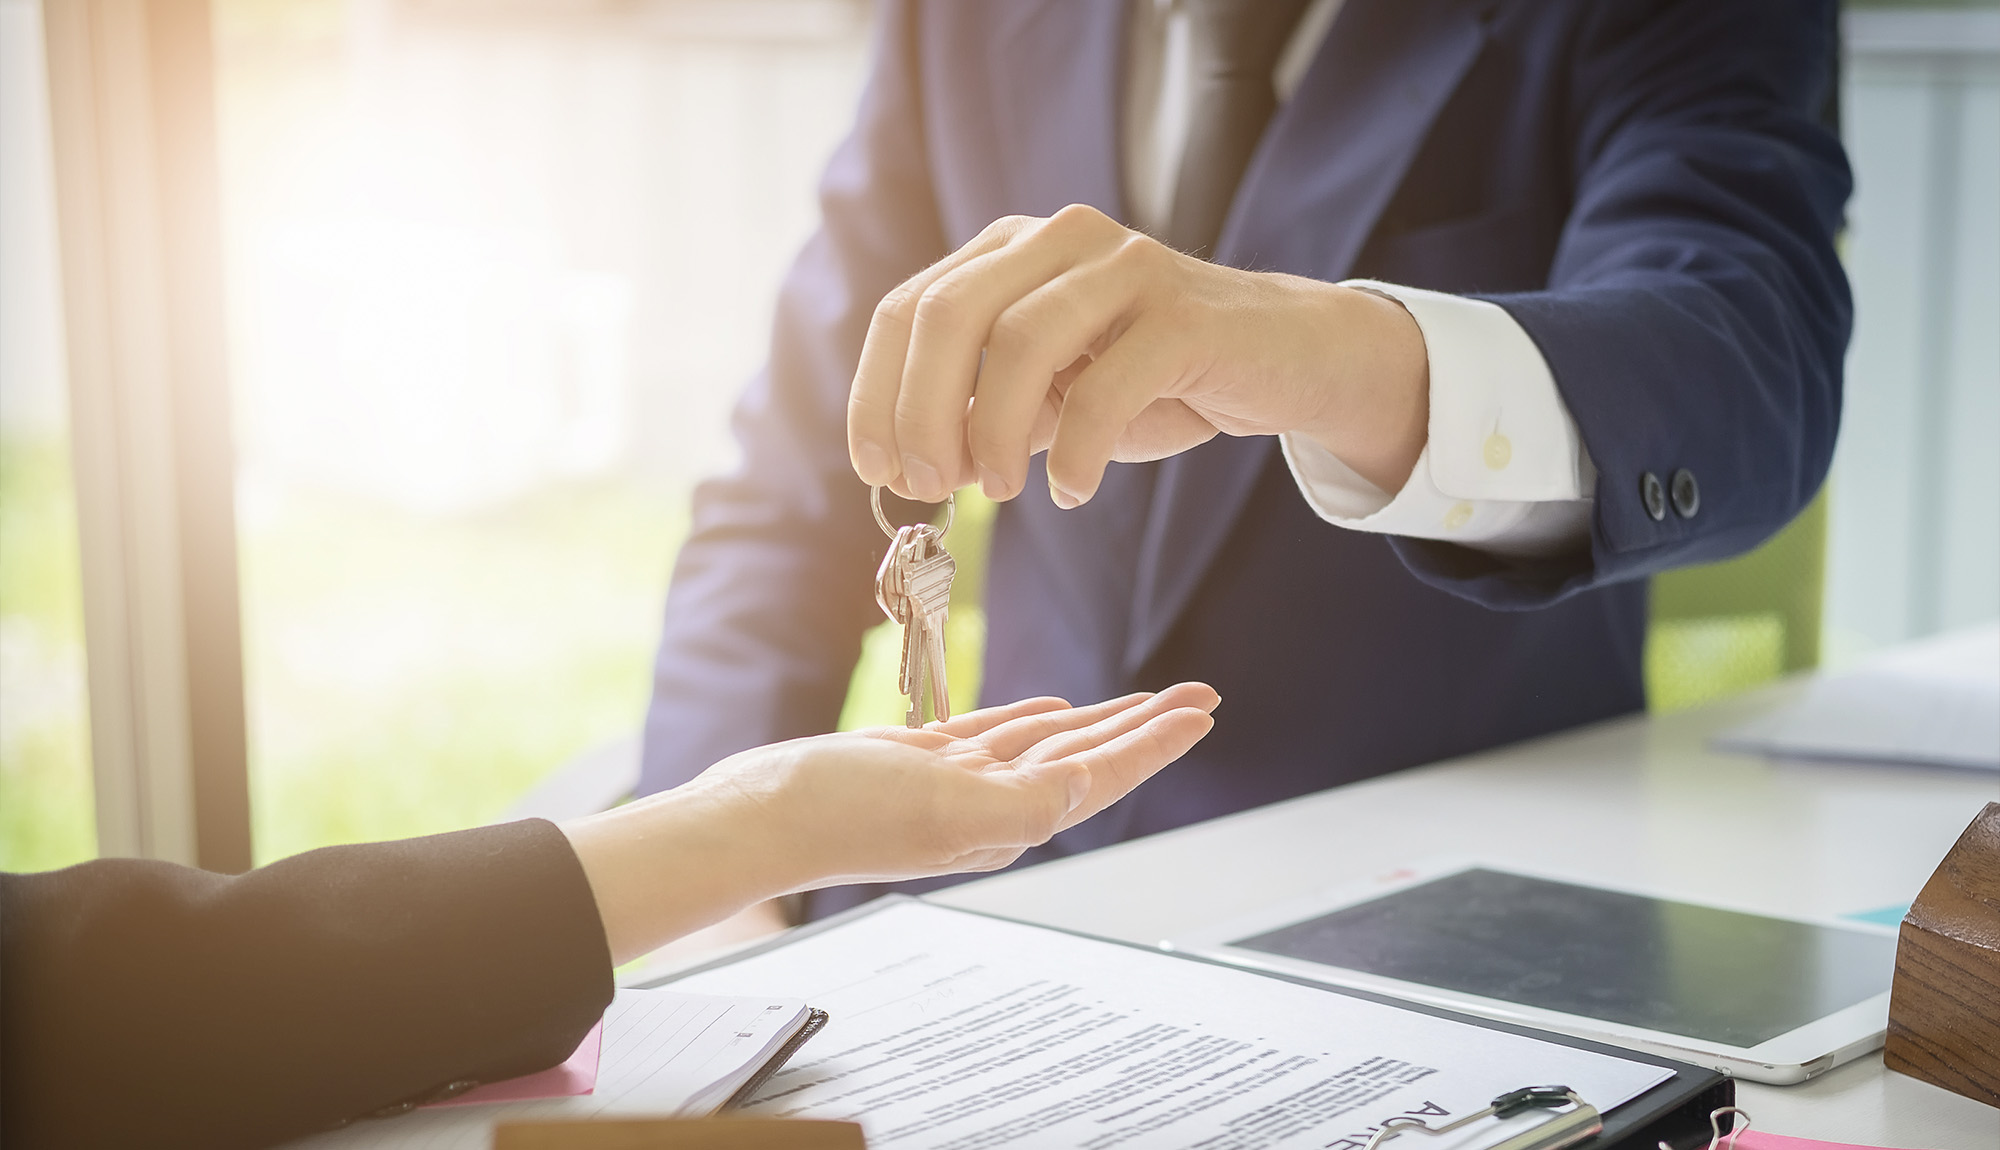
[644, 895, 1732, 1149]
[720, 1007, 831, 1113]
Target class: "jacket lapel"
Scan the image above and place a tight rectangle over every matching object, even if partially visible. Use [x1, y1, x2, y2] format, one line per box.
[1124, 0, 1492, 674]
[1216, 0, 1494, 278]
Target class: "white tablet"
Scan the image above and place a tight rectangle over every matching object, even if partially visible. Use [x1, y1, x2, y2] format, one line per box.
[1170, 861, 1899, 1085]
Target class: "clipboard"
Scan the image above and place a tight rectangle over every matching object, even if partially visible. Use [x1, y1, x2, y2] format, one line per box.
[650, 896, 1732, 1150]
[721, 1008, 829, 1110]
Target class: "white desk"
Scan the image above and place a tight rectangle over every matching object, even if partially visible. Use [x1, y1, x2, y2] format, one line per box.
[931, 681, 2000, 1150]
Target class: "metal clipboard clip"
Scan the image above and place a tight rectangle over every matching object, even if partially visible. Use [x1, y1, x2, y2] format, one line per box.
[1361, 1088, 1755, 1150]
[1361, 1085, 1602, 1150]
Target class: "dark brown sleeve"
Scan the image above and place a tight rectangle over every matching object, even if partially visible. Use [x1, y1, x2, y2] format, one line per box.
[1, 818, 614, 1150]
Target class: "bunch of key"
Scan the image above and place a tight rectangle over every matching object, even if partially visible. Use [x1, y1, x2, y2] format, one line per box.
[872, 487, 956, 728]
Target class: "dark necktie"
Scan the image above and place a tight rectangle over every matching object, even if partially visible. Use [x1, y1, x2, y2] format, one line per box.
[1090, 1, 1310, 667]
[1162, 0, 1313, 258]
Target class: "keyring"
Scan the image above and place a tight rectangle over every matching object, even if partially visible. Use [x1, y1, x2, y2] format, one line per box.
[871, 485, 954, 539]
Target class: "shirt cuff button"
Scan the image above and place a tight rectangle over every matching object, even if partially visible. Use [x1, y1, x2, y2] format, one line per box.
[1482, 432, 1511, 471]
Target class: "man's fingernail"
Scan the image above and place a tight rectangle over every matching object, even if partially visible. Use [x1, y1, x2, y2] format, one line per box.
[977, 465, 1010, 500]
[1066, 771, 1091, 811]
[1049, 481, 1082, 509]
[854, 439, 891, 481]
[902, 455, 942, 501]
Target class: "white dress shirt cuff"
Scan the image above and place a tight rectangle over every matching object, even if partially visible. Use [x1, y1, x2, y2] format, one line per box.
[1279, 280, 1597, 559]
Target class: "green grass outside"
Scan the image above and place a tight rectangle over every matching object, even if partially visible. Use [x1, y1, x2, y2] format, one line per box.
[238, 478, 686, 863]
[0, 437, 96, 872]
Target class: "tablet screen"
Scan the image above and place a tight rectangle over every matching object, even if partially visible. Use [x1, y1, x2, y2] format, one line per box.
[1230, 868, 1898, 1048]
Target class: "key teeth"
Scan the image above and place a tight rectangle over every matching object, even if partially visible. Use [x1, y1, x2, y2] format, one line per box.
[924, 610, 951, 725]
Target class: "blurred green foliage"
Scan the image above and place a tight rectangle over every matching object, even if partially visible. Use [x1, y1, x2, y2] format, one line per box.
[1646, 491, 1828, 711]
[1644, 615, 1789, 714]
[0, 437, 96, 872]
[239, 479, 683, 863]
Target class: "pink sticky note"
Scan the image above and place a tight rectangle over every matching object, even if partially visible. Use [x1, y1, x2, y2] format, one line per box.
[1733, 1131, 1898, 1150]
[425, 1020, 603, 1108]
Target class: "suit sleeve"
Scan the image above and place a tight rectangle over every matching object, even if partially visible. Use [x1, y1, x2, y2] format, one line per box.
[638, 0, 948, 795]
[0, 819, 613, 1150]
[1389, 0, 1851, 608]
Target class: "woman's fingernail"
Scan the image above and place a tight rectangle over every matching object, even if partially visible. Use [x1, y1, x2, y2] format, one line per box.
[854, 439, 891, 481]
[977, 464, 1009, 500]
[1066, 770, 1091, 811]
[1049, 481, 1081, 509]
[903, 455, 942, 501]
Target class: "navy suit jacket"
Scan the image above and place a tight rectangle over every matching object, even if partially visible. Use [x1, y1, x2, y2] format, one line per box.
[640, 0, 1850, 917]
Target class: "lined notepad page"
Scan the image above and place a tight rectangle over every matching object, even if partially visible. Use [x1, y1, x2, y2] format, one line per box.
[287, 990, 811, 1149]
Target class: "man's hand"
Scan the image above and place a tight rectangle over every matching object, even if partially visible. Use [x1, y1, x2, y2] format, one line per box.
[846, 204, 1430, 507]
[564, 685, 1218, 965]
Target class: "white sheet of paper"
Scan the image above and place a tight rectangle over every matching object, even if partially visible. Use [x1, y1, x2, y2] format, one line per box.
[284, 989, 811, 1149]
[1714, 623, 2000, 771]
[670, 900, 1675, 1150]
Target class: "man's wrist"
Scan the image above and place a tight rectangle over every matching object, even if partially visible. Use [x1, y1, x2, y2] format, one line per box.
[1279, 279, 1597, 557]
[1296, 284, 1429, 495]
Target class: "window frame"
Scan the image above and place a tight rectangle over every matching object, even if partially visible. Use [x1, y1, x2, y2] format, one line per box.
[41, 0, 250, 871]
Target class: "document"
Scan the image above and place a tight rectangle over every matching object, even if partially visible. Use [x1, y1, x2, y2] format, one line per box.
[670, 900, 1675, 1150]
[286, 990, 815, 1149]
[1715, 623, 2000, 771]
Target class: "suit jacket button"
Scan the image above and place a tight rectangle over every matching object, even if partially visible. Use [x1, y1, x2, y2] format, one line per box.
[1670, 469, 1700, 518]
[1640, 471, 1667, 522]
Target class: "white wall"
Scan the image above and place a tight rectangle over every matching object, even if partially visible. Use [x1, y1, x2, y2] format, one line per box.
[0, 0, 66, 439]
[1829, 9, 2000, 659]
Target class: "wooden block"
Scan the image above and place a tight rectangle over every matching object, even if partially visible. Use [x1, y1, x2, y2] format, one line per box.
[1884, 801, 2000, 1108]
[493, 1117, 867, 1150]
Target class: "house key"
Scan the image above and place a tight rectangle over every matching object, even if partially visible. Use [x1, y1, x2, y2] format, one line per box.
[873, 486, 956, 727]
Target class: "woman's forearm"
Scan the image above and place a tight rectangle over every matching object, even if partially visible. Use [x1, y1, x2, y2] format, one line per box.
[561, 687, 1218, 968]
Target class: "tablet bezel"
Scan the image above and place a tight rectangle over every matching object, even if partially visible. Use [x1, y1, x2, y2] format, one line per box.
[1168, 859, 1897, 1085]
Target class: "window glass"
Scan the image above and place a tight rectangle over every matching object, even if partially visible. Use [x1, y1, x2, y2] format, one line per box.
[210, 0, 872, 861]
